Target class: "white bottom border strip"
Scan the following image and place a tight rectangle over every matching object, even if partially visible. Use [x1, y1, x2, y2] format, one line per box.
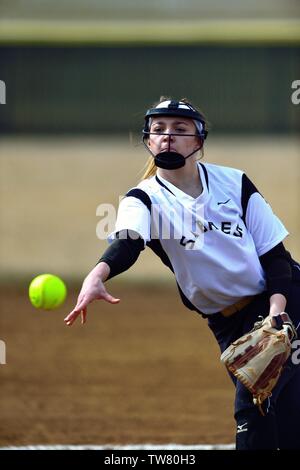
[0, 444, 235, 450]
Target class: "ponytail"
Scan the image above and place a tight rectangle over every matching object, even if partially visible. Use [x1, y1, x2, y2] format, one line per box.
[140, 156, 156, 180]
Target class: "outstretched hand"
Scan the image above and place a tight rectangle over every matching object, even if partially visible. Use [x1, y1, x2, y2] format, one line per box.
[64, 263, 120, 326]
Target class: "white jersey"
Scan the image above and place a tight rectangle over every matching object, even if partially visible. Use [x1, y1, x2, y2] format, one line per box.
[108, 162, 288, 315]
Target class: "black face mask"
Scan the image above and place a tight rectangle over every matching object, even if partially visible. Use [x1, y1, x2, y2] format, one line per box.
[143, 132, 203, 170]
[154, 151, 187, 170]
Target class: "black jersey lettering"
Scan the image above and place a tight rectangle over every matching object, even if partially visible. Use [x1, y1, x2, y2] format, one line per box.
[208, 222, 219, 231]
[221, 222, 231, 234]
[233, 224, 243, 238]
[180, 236, 196, 248]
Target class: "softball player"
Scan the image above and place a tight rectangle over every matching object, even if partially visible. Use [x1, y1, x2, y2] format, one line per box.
[64, 97, 300, 450]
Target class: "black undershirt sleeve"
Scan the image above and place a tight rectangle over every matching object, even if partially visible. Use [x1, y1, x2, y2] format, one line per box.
[259, 242, 292, 300]
[98, 230, 145, 280]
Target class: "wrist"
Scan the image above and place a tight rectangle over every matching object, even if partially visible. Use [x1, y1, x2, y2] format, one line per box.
[89, 262, 111, 283]
[269, 293, 287, 317]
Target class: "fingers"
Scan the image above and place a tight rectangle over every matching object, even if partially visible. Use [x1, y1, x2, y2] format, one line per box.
[64, 293, 89, 326]
[81, 307, 87, 325]
[64, 291, 120, 326]
[64, 308, 82, 326]
[102, 292, 120, 304]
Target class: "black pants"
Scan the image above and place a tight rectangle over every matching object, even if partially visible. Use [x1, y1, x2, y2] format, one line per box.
[207, 261, 300, 450]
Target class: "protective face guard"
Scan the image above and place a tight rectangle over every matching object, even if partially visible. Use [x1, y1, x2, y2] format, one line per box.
[144, 132, 200, 138]
[143, 100, 208, 139]
[142, 100, 208, 169]
[143, 131, 204, 170]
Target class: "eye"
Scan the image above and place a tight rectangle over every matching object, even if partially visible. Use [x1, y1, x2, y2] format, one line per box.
[175, 127, 186, 133]
[152, 127, 162, 133]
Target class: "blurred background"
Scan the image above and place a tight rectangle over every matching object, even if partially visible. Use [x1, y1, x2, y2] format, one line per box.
[0, 0, 299, 447]
[0, 0, 299, 282]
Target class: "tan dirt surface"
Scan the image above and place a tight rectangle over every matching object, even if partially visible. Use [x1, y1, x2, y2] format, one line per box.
[0, 282, 234, 446]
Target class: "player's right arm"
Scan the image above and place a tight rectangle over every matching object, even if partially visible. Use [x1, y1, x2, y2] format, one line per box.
[64, 260, 118, 326]
[64, 231, 145, 326]
[64, 191, 150, 326]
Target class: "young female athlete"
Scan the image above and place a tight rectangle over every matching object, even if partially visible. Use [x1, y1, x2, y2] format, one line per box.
[64, 97, 300, 450]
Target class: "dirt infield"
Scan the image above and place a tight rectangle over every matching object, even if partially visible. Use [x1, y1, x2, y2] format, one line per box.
[0, 282, 234, 446]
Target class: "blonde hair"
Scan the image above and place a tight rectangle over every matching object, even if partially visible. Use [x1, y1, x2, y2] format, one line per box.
[140, 96, 207, 181]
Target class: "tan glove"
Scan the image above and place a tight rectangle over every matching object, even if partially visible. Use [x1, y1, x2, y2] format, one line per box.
[220, 312, 297, 415]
